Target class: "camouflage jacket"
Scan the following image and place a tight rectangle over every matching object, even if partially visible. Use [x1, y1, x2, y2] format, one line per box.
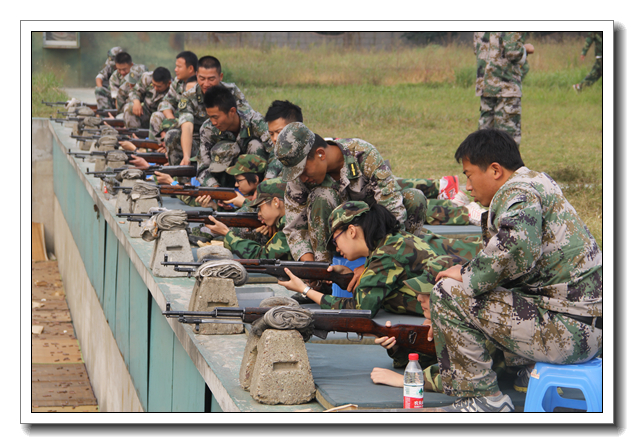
[177, 82, 252, 129]
[460, 167, 602, 317]
[198, 108, 274, 170]
[128, 71, 171, 114]
[284, 138, 407, 260]
[157, 78, 187, 114]
[581, 32, 603, 58]
[96, 60, 115, 83]
[223, 216, 291, 260]
[474, 32, 527, 97]
[113, 64, 148, 111]
[319, 232, 476, 318]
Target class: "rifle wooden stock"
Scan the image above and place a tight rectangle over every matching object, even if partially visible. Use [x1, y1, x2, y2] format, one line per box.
[162, 305, 436, 356]
[155, 185, 237, 200]
[119, 209, 263, 228]
[87, 164, 197, 177]
[126, 139, 161, 150]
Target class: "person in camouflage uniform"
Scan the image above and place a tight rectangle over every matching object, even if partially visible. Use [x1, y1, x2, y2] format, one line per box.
[276, 122, 428, 263]
[428, 129, 602, 412]
[115, 63, 148, 115]
[278, 201, 480, 318]
[164, 56, 252, 167]
[573, 32, 603, 92]
[95, 46, 123, 109]
[121, 67, 171, 129]
[203, 179, 292, 260]
[150, 51, 198, 142]
[105, 52, 146, 115]
[196, 84, 279, 188]
[474, 32, 534, 147]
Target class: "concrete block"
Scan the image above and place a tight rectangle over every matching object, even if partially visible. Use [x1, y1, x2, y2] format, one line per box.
[128, 198, 158, 238]
[149, 230, 193, 277]
[105, 160, 126, 169]
[188, 277, 243, 335]
[94, 157, 106, 171]
[247, 329, 315, 405]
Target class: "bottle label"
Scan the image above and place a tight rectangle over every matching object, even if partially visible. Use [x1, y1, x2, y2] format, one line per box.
[403, 385, 424, 409]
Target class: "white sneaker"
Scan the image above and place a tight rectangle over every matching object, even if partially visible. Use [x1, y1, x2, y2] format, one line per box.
[452, 190, 471, 207]
[466, 202, 485, 226]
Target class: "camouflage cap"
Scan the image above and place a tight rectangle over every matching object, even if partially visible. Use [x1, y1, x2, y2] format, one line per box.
[206, 141, 240, 173]
[225, 154, 267, 176]
[108, 46, 123, 59]
[274, 122, 315, 182]
[250, 178, 287, 207]
[327, 201, 371, 245]
[125, 65, 146, 85]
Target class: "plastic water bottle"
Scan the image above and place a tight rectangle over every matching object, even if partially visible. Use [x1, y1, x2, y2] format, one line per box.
[403, 353, 424, 409]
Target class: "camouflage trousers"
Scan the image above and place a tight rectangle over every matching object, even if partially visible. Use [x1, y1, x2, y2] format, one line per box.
[149, 111, 178, 141]
[306, 186, 427, 262]
[397, 179, 469, 225]
[579, 58, 603, 90]
[122, 102, 151, 129]
[164, 128, 200, 166]
[479, 96, 522, 147]
[430, 278, 603, 397]
[95, 86, 114, 110]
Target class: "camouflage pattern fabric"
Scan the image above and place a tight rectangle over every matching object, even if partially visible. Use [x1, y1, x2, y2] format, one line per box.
[578, 32, 603, 91]
[94, 47, 122, 109]
[197, 108, 276, 185]
[474, 32, 528, 146]
[426, 199, 469, 225]
[318, 230, 479, 318]
[157, 78, 187, 114]
[430, 166, 602, 397]
[396, 178, 439, 198]
[275, 122, 315, 182]
[164, 127, 200, 166]
[95, 86, 114, 110]
[115, 64, 148, 114]
[226, 154, 267, 176]
[122, 71, 171, 128]
[224, 215, 292, 260]
[478, 96, 522, 147]
[283, 138, 427, 262]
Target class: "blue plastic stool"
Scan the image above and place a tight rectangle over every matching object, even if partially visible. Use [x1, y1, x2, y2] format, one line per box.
[331, 255, 366, 298]
[523, 358, 602, 412]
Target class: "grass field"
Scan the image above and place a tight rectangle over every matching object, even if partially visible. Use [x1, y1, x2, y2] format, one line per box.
[32, 34, 603, 248]
[32, 64, 69, 118]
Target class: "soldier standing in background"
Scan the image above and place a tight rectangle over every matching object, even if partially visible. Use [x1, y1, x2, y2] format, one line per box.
[573, 32, 603, 92]
[94, 46, 122, 109]
[474, 32, 534, 147]
[428, 129, 602, 412]
[107, 52, 146, 114]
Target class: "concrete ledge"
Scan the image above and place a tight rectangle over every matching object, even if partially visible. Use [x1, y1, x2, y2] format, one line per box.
[54, 195, 143, 412]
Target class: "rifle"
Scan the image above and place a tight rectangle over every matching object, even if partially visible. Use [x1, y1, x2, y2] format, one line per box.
[161, 256, 354, 289]
[86, 164, 197, 178]
[113, 184, 237, 200]
[68, 149, 168, 165]
[56, 109, 117, 117]
[71, 134, 160, 148]
[81, 127, 150, 138]
[50, 116, 126, 127]
[161, 303, 436, 356]
[117, 208, 263, 228]
[42, 100, 98, 109]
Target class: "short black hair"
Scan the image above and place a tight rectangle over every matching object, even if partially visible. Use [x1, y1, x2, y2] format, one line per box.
[198, 56, 222, 73]
[334, 203, 399, 252]
[152, 67, 171, 83]
[454, 129, 524, 171]
[307, 133, 328, 160]
[176, 51, 198, 71]
[203, 85, 236, 113]
[114, 52, 132, 65]
[241, 172, 265, 186]
[264, 100, 303, 123]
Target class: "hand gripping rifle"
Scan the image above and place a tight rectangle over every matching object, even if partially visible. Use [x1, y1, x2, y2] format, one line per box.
[161, 255, 354, 289]
[117, 208, 264, 228]
[161, 303, 436, 356]
[68, 149, 168, 165]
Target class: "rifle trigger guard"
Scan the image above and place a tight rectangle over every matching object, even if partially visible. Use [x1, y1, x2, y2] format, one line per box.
[408, 330, 418, 345]
[346, 332, 364, 342]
